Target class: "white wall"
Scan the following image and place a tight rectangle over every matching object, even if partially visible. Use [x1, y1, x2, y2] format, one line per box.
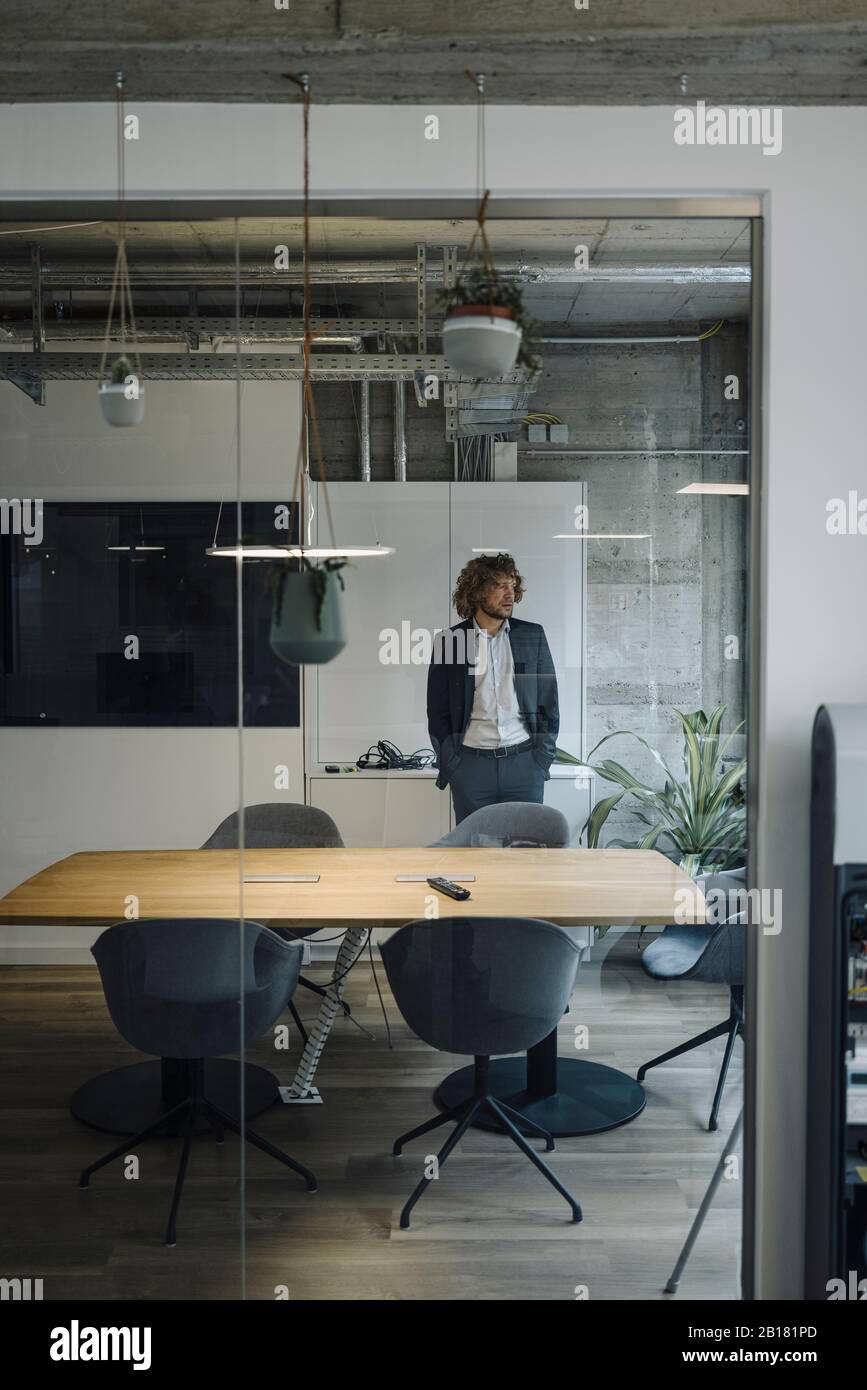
[3, 100, 867, 1298]
[0, 728, 304, 961]
[0, 376, 301, 499]
[0, 376, 305, 958]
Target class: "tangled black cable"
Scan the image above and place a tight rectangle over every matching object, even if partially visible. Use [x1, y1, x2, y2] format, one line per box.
[356, 739, 435, 771]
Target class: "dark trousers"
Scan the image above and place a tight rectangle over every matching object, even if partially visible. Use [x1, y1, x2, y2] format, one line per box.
[448, 744, 547, 824]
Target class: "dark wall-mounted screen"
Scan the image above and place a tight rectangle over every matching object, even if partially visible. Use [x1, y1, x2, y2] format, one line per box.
[0, 502, 300, 728]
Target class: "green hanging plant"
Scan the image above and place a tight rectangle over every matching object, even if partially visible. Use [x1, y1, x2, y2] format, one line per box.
[267, 556, 348, 629]
[438, 267, 539, 371]
[109, 354, 133, 385]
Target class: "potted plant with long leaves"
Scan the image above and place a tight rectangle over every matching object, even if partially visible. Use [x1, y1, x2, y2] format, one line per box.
[555, 705, 747, 879]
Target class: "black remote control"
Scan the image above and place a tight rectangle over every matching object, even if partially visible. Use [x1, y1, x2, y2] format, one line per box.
[427, 876, 472, 901]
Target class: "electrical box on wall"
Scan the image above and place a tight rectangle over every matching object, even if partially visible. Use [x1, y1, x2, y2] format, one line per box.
[493, 441, 517, 481]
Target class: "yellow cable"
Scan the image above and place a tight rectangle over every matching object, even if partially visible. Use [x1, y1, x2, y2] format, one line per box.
[698, 319, 725, 341]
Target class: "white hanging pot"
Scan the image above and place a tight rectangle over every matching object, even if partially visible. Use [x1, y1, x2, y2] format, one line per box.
[442, 305, 522, 376]
[98, 382, 146, 428]
[270, 569, 346, 666]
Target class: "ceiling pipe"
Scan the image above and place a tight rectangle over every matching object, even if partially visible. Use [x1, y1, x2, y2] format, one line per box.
[523, 448, 748, 457]
[539, 334, 704, 345]
[393, 379, 407, 482]
[390, 335, 407, 482]
[359, 380, 371, 483]
[0, 325, 364, 348]
[0, 261, 751, 289]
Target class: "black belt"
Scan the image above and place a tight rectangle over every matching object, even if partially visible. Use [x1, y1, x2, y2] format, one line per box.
[459, 738, 533, 760]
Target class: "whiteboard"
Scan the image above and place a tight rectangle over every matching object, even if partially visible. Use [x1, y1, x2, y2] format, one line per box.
[308, 481, 585, 766]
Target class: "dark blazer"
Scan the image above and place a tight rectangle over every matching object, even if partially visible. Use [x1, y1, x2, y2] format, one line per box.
[426, 616, 560, 791]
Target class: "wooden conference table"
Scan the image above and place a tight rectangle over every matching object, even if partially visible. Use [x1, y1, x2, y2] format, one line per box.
[0, 846, 706, 1139]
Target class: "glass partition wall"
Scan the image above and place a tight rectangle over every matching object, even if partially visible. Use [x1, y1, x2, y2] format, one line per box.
[0, 208, 751, 1301]
[0, 216, 251, 1298]
[242, 208, 751, 1300]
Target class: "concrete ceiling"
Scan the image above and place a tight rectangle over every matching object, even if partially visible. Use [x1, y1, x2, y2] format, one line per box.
[1, 1, 867, 104]
[0, 216, 751, 331]
[0, 216, 752, 263]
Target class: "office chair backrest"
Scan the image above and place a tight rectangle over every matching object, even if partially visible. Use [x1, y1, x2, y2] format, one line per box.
[91, 918, 302, 1059]
[690, 868, 747, 985]
[429, 801, 570, 849]
[380, 917, 581, 1057]
[201, 801, 344, 850]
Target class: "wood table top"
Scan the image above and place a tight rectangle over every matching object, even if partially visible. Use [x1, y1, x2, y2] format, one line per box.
[0, 847, 706, 928]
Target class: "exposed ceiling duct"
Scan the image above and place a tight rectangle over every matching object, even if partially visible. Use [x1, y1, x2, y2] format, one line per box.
[358, 381, 371, 483]
[0, 261, 751, 290]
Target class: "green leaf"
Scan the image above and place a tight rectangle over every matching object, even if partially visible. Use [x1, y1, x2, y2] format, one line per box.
[582, 792, 624, 847]
[581, 703, 747, 867]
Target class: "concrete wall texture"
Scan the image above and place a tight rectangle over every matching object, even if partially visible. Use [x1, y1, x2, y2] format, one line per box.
[318, 326, 748, 833]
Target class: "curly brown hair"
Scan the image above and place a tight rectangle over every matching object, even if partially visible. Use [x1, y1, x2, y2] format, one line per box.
[453, 553, 525, 620]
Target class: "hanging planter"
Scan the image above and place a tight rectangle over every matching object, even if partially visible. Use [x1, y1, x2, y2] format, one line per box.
[98, 71, 145, 429]
[268, 561, 347, 667]
[442, 274, 528, 376]
[439, 75, 538, 380]
[98, 355, 145, 428]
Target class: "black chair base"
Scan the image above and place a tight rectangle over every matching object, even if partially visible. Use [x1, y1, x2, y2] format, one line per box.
[78, 1063, 317, 1246]
[392, 1057, 583, 1230]
[637, 987, 744, 1131]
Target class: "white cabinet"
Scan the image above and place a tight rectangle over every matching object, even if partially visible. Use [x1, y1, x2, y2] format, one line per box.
[308, 483, 449, 766]
[448, 482, 586, 765]
[305, 481, 588, 842]
[545, 767, 594, 847]
[308, 771, 449, 848]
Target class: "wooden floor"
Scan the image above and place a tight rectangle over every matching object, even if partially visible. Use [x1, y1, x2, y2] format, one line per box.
[0, 933, 742, 1301]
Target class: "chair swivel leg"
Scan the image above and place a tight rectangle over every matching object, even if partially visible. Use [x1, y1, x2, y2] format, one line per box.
[637, 1017, 733, 1082]
[205, 1100, 317, 1192]
[393, 1100, 471, 1155]
[399, 1098, 483, 1230]
[165, 1106, 196, 1247]
[708, 1016, 742, 1132]
[494, 1100, 555, 1151]
[78, 1096, 189, 1189]
[486, 1098, 582, 1223]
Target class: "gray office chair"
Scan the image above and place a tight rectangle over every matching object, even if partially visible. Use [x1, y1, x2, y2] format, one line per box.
[201, 802, 344, 853]
[79, 919, 317, 1246]
[201, 802, 350, 1042]
[429, 801, 571, 849]
[637, 868, 746, 1131]
[380, 917, 583, 1229]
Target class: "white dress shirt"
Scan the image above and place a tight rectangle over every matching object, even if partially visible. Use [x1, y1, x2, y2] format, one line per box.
[462, 618, 528, 749]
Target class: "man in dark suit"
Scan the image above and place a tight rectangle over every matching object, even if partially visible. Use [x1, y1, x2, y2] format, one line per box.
[427, 552, 559, 823]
